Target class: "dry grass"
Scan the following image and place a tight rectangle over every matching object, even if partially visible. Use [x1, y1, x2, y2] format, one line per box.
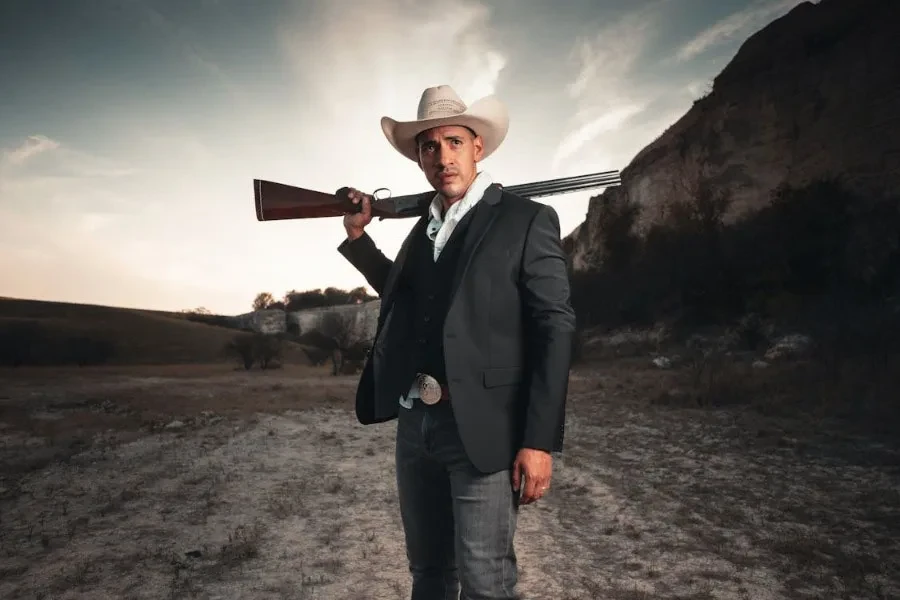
[0, 359, 897, 599]
[0, 296, 311, 366]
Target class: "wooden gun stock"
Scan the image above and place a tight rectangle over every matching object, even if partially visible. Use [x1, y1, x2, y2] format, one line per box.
[253, 170, 622, 222]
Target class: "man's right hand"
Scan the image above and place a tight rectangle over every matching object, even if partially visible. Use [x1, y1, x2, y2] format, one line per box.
[338, 186, 374, 241]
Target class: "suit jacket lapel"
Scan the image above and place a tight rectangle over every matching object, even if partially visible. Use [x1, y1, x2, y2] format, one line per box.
[449, 184, 502, 299]
[379, 215, 428, 321]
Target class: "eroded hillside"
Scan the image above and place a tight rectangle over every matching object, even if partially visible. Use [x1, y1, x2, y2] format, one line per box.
[566, 0, 900, 270]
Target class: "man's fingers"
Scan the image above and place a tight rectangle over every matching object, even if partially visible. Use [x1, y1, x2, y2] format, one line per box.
[520, 474, 551, 505]
[525, 475, 541, 503]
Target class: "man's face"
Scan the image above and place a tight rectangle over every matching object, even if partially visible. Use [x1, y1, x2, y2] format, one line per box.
[416, 125, 484, 201]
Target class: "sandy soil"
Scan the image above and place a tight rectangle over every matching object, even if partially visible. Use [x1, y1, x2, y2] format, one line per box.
[0, 363, 897, 599]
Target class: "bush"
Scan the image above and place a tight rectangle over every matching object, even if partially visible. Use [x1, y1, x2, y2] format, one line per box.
[732, 313, 769, 351]
[225, 332, 283, 370]
[184, 312, 238, 329]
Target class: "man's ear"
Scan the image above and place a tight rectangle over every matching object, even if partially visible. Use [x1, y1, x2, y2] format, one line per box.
[473, 134, 485, 162]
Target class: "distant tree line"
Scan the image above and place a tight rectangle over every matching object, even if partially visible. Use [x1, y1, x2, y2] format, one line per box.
[178, 306, 236, 328]
[252, 286, 377, 312]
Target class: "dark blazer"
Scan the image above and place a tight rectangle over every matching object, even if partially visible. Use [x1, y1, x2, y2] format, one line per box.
[337, 183, 576, 474]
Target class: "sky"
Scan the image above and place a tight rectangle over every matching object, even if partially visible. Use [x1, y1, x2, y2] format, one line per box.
[0, 0, 810, 316]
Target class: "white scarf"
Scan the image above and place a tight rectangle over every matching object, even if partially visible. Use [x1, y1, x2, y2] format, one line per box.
[425, 171, 492, 261]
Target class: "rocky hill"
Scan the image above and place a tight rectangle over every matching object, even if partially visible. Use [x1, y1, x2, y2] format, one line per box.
[565, 0, 900, 270]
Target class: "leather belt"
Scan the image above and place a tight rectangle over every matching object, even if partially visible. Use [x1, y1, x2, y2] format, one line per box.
[414, 373, 450, 405]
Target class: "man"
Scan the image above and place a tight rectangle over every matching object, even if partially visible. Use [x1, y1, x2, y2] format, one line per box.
[336, 85, 576, 599]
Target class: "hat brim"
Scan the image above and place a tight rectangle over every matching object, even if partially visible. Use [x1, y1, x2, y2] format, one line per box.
[380, 95, 509, 163]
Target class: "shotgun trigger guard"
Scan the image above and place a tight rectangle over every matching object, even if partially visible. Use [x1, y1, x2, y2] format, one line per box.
[371, 187, 391, 220]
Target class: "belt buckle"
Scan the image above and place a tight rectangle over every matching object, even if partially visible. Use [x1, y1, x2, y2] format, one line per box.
[415, 373, 442, 405]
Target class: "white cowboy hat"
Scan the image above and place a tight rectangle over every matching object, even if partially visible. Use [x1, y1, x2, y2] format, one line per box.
[380, 85, 509, 163]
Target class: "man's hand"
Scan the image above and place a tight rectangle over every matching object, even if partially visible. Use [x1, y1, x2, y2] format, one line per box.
[338, 186, 374, 241]
[512, 448, 553, 505]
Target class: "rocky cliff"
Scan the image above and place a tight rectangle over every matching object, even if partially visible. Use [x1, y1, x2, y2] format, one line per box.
[565, 0, 900, 270]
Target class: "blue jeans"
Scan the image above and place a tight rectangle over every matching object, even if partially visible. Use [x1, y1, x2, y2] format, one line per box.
[395, 399, 521, 600]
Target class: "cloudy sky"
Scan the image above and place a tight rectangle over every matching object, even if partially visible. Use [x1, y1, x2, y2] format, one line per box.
[0, 0, 808, 315]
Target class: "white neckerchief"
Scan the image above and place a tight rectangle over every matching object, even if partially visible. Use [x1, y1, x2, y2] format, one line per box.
[425, 171, 492, 261]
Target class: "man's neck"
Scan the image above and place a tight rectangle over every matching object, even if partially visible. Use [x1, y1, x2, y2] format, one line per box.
[439, 172, 479, 214]
[440, 195, 462, 214]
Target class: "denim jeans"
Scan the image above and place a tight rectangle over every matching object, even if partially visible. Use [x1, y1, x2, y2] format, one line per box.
[395, 399, 521, 600]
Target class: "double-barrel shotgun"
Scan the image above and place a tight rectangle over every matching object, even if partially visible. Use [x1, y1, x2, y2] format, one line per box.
[253, 170, 621, 222]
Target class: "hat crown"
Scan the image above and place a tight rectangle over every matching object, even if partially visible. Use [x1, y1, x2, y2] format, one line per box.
[417, 85, 468, 120]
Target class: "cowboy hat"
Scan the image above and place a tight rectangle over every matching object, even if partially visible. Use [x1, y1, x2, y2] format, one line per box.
[380, 85, 509, 163]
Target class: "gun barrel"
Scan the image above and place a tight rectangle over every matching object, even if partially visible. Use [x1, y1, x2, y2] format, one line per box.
[507, 171, 621, 199]
[254, 169, 622, 221]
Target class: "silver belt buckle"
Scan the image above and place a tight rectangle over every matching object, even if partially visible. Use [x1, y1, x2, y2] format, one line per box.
[415, 373, 442, 405]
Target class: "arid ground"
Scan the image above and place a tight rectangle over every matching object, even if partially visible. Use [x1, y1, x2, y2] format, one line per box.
[1, 361, 897, 599]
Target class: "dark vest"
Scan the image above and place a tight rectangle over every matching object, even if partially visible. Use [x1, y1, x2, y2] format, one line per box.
[397, 205, 478, 387]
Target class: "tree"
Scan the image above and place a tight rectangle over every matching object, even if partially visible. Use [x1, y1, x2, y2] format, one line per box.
[253, 292, 275, 311]
[320, 311, 357, 375]
[225, 332, 283, 370]
[284, 289, 327, 311]
[226, 333, 256, 370]
[348, 286, 372, 304]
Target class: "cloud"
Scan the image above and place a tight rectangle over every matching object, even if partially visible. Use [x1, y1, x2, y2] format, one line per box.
[551, 0, 806, 176]
[275, 0, 507, 185]
[551, 5, 664, 172]
[1, 135, 138, 181]
[0, 134, 149, 276]
[674, 0, 810, 62]
[0, 133, 233, 312]
[279, 0, 507, 101]
[0, 135, 141, 223]
[1, 135, 60, 167]
[112, 0, 243, 101]
[553, 104, 646, 171]
[0, 204, 219, 311]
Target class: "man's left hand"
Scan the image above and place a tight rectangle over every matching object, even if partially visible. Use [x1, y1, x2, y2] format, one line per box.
[512, 448, 553, 505]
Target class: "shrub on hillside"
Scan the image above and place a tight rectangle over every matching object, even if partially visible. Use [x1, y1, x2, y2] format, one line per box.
[225, 332, 283, 370]
[184, 311, 239, 329]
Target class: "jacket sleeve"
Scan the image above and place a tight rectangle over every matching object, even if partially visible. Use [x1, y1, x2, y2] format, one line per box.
[337, 232, 394, 296]
[518, 204, 577, 452]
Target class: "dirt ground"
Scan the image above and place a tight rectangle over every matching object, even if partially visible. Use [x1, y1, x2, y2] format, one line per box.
[0, 362, 897, 599]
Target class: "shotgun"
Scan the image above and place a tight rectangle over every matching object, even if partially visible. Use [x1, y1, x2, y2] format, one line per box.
[253, 170, 621, 222]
